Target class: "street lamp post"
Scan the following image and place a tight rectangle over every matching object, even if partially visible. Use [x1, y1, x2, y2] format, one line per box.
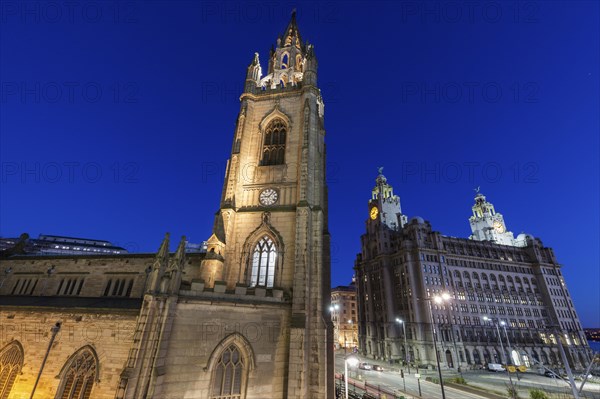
[347, 320, 353, 354]
[30, 321, 61, 399]
[484, 317, 506, 364]
[344, 355, 359, 399]
[395, 318, 408, 367]
[426, 293, 452, 399]
[484, 316, 515, 394]
[500, 321, 513, 364]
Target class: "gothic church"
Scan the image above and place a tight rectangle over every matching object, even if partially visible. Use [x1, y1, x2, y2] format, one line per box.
[0, 13, 333, 399]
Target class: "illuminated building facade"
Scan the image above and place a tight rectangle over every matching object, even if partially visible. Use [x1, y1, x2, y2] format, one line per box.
[355, 170, 592, 371]
[331, 283, 358, 350]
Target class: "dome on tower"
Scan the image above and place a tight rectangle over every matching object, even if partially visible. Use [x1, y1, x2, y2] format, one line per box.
[410, 216, 425, 224]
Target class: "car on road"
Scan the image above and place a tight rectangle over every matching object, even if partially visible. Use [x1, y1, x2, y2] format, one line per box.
[358, 362, 373, 370]
[544, 370, 558, 378]
[487, 363, 506, 372]
[372, 365, 384, 371]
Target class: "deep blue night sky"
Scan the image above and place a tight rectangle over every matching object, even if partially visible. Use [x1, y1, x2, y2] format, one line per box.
[1, 1, 598, 326]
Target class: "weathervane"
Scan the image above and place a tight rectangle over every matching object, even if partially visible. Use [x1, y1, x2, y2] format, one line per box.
[378, 166, 384, 175]
[474, 186, 481, 194]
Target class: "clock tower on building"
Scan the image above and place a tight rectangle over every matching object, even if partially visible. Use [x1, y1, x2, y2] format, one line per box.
[469, 190, 515, 246]
[368, 168, 408, 230]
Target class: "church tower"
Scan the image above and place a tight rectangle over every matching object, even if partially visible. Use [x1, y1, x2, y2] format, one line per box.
[199, 11, 332, 398]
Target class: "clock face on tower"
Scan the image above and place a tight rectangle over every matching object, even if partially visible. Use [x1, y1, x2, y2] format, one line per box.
[370, 206, 379, 220]
[493, 220, 505, 233]
[259, 188, 279, 206]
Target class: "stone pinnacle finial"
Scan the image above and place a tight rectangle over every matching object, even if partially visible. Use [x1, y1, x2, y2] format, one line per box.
[157, 233, 170, 257]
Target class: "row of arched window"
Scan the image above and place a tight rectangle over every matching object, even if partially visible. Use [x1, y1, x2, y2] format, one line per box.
[0, 336, 253, 399]
[0, 342, 97, 399]
[450, 271, 538, 291]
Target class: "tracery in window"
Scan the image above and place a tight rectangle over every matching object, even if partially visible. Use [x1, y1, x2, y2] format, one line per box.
[261, 119, 286, 166]
[0, 342, 23, 399]
[210, 345, 246, 399]
[55, 347, 97, 399]
[250, 236, 276, 288]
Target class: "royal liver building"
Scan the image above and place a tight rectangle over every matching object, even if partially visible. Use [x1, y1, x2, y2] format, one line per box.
[0, 13, 333, 399]
[355, 170, 591, 371]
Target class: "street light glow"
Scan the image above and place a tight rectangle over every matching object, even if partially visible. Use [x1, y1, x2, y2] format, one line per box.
[433, 292, 451, 304]
[346, 356, 359, 367]
[396, 318, 403, 324]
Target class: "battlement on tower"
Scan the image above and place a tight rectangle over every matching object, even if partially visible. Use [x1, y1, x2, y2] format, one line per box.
[179, 279, 289, 304]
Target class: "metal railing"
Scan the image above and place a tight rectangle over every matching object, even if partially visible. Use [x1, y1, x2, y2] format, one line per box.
[334, 374, 418, 399]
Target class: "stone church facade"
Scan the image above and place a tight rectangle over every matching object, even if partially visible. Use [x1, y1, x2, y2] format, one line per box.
[0, 13, 333, 399]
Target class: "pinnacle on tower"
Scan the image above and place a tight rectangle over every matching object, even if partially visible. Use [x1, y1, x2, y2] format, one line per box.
[280, 9, 302, 49]
[244, 9, 315, 91]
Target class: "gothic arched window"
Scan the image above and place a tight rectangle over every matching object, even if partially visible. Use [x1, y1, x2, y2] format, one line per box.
[210, 345, 247, 399]
[0, 342, 23, 399]
[55, 347, 97, 399]
[295, 54, 303, 71]
[250, 236, 277, 288]
[261, 119, 286, 166]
